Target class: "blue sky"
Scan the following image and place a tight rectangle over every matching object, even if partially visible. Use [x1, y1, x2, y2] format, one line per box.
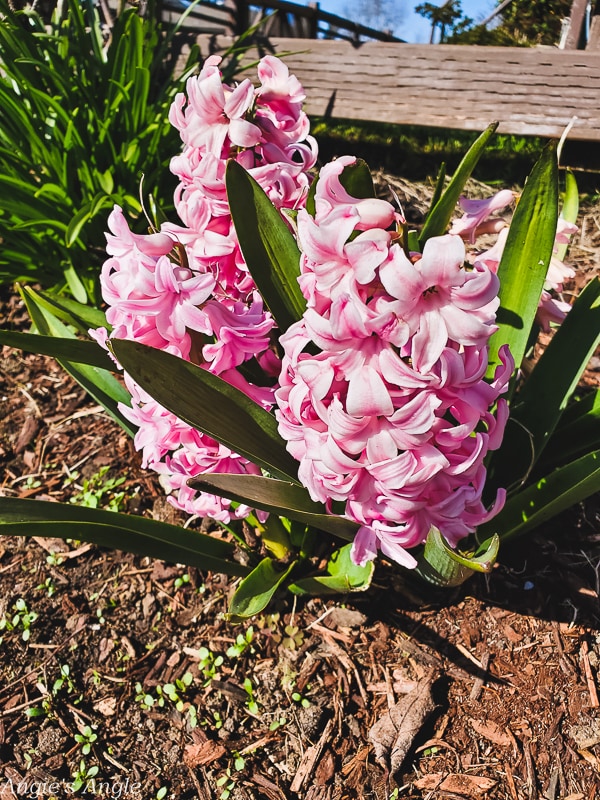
[311, 0, 497, 43]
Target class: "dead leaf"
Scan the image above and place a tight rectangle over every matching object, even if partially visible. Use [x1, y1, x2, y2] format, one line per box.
[93, 696, 117, 716]
[414, 772, 497, 796]
[469, 717, 512, 747]
[327, 608, 367, 629]
[368, 670, 438, 773]
[183, 740, 226, 768]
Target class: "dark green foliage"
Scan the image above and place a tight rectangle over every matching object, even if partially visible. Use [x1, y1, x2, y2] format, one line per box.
[0, 0, 200, 301]
[448, 0, 573, 46]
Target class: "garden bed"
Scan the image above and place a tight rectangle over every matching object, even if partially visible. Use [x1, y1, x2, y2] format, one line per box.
[0, 183, 599, 800]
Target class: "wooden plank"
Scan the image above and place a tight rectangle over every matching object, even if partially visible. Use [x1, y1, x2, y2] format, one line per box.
[588, 15, 600, 51]
[196, 36, 600, 140]
[563, 0, 588, 49]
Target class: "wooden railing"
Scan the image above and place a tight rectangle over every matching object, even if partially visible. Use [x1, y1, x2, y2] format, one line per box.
[160, 0, 403, 42]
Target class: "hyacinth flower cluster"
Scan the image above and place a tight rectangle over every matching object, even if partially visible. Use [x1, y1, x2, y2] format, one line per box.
[91, 55, 573, 572]
[92, 55, 318, 522]
[275, 157, 514, 568]
[451, 190, 578, 331]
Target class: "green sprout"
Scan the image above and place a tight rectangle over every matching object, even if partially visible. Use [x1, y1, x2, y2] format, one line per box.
[74, 725, 98, 756]
[0, 598, 38, 642]
[69, 465, 127, 512]
[197, 646, 224, 685]
[71, 759, 99, 793]
[242, 678, 259, 715]
[226, 626, 255, 658]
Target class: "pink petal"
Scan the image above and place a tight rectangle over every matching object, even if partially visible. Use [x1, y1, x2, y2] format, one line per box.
[346, 365, 393, 417]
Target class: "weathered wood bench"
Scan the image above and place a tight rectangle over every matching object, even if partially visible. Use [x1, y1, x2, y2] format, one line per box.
[197, 35, 600, 143]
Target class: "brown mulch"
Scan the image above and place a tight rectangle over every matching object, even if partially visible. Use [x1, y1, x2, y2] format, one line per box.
[0, 187, 599, 800]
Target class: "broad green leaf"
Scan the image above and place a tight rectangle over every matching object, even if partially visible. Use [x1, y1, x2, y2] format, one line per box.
[227, 557, 297, 619]
[110, 339, 300, 483]
[0, 497, 247, 577]
[21, 287, 135, 436]
[508, 277, 600, 460]
[226, 159, 305, 332]
[556, 169, 579, 261]
[0, 329, 117, 371]
[338, 157, 375, 199]
[478, 449, 600, 542]
[190, 473, 358, 542]
[289, 543, 374, 595]
[415, 528, 499, 587]
[486, 141, 559, 382]
[542, 388, 600, 468]
[419, 122, 498, 246]
[259, 515, 293, 560]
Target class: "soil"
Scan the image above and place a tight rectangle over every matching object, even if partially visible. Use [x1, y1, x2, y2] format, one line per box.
[0, 182, 599, 800]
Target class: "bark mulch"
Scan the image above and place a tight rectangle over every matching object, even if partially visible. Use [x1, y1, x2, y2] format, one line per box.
[0, 186, 599, 800]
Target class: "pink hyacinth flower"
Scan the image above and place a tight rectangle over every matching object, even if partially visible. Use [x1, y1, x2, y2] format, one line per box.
[450, 189, 514, 243]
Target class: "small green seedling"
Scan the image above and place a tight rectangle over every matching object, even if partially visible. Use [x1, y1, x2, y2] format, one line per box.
[36, 577, 56, 597]
[226, 626, 255, 658]
[242, 678, 259, 715]
[0, 598, 38, 642]
[69, 465, 127, 511]
[197, 646, 224, 684]
[71, 759, 99, 793]
[174, 572, 190, 590]
[74, 725, 97, 756]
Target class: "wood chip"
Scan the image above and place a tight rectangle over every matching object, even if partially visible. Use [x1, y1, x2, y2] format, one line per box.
[580, 640, 600, 708]
[290, 717, 335, 793]
[414, 772, 497, 795]
[368, 670, 438, 774]
[469, 717, 512, 747]
[183, 739, 227, 768]
[93, 696, 117, 716]
[250, 773, 287, 800]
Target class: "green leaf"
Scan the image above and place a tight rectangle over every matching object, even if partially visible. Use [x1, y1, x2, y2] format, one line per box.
[415, 528, 499, 588]
[478, 449, 600, 542]
[486, 141, 559, 382]
[289, 543, 374, 595]
[0, 497, 247, 577]
[556, 169, 579, 262]
[338, 157, 375, 199]
[29, 289, 108, 331]
[427, 162, 446, 220]
[227, 558, 297, 619]
[110, 339, 300, 483]
[419, 122, 498, 246]
[509, 277, 600, 461]
[190, 473, 358, 542]
[259, 515, 293, 560]
[63, 262, 88, 303]
[20, 287, 135, 436]
[226, 159, 305, 332]
[0, 329, 117, 371]
[542, 388, 600, 468]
